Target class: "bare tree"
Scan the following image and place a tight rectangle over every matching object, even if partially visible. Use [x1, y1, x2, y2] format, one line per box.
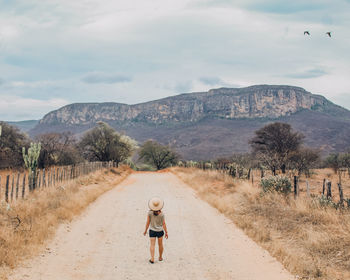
[288, 147, 320, 176]
[324, 153, 341, 173]
[250, 122, 304, 174]
[36, 132, 81, 167]
[340, 152, 350, 175]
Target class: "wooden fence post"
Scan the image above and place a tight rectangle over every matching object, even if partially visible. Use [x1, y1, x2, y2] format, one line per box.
[338, 183, 344, 206]
[322, 179, 326, 195]
[43, 168, 46, 187]
[294, 176, 299, 198]
[326, 181, 332, 199]
[38, 170, 41, 188]
[5, 175, 9, 203]
[50, 169, 53, 186]
[53, 169, 56, 186]
[22, 174, 26, 199]
[16, 173, 20, 200]
[11, 175, 14, 201]
[31, 170, 35, 191]
[306, 180, 310, 197]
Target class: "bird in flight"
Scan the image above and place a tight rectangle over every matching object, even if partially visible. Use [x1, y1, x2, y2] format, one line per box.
[326, 32, 332, 37]
[304, 31, 310, 35]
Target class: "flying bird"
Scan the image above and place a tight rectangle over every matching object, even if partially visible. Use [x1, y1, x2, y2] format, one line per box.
[326, 32, 332, 37]
[304, 31, 310, 35]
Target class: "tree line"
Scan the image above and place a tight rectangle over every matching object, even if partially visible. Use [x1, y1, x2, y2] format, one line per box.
[193, 122, 349, 176]
[1, 120, 349, 173]
[0, 121, 178, 170]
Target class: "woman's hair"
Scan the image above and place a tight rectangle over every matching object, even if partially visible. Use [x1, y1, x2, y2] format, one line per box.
[153, 210, 161, 216]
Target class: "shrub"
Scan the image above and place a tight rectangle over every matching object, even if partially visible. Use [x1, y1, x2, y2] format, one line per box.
[136, 163, 156, 171]
[123, 158, 137, 170]
[261, 175, 292, 194]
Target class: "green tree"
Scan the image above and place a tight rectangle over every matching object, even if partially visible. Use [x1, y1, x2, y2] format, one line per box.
[79, 122, 135, 166]
[250, 122, 304, 174]
[138, 140, 178, 170]
[0, 122, 29, 168]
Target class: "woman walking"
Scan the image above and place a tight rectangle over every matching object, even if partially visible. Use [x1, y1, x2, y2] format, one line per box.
[143, 197, 168, 264]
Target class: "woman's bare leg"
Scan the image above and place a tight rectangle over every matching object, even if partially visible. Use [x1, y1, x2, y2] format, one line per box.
[158, 237, 163, 261]
[150, 238, 156, 262]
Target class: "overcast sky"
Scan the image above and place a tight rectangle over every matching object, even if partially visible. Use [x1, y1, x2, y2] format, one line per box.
[0, 0, 350, 121]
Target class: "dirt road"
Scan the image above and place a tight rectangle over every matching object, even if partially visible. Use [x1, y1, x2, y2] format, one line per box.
[9, 172, 294, 280]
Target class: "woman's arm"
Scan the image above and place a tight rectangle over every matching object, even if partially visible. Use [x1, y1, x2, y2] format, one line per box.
[143, 215, 150, 236]
[163, 219, 168, 239]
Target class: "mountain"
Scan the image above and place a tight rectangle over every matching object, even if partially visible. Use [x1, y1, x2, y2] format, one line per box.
[7, 120, 39, 133]
[30, 85, 350, 160]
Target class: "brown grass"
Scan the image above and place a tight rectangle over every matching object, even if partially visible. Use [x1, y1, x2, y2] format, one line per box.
[0, 166, 131, 279]
[250, 168, 350, 200]
[172, 167, 350, 280]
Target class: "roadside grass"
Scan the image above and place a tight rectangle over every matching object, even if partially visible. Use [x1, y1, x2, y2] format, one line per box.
[0, 166, 131, 279]
[172, 167, 350, 280]
[250, 168, 350, 199]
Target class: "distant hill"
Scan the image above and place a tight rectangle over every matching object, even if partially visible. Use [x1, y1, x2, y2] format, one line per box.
[29, 85, 350, 160]
[7, 120, 39, 133]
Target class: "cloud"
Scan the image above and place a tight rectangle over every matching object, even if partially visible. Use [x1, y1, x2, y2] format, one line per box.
[82, 72, 132, 84]
[199, 76, 224, 86]
[174, 81, 193, 93]
[249, 1, 325, 14]
[199, 77, 242, 88]
[0, 95, 69, 121]
[0, 0, 350, 119]
[285, 68, 329, 79]
[193, 0, 324, 14]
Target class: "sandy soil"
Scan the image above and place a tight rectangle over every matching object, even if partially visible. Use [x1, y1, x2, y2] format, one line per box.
[8, 172, 294, 280]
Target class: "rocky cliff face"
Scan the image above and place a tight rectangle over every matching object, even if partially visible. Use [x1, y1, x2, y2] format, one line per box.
[32, 85, 350, 160]
[39, 85, 333, 126]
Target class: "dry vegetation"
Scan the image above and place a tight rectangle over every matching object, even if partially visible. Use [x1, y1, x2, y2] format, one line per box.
[172, 167, 350, 280]
[0, 166, 131, 279]
[250, 168, 350, 200]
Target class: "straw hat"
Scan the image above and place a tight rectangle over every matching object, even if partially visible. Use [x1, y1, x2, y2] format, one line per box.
[148, 197, 164, 211]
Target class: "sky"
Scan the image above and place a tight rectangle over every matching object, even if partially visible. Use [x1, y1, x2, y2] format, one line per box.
[0, 0, 350, 121]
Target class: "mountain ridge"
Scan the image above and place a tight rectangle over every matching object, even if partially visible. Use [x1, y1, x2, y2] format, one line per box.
[29, 85, 350, 160]
[38, 85, 347, 126]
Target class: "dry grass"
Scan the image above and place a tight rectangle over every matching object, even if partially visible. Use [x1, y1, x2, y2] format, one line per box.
[250, 168, 350, 200]
[172, 167, 350, 280]
[0, 166, 131, 279]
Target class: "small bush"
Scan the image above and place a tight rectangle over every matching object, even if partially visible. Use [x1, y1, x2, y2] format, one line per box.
[123, 158, 137, 170]
[261, 175, 292, 194]
[136, 164, 156, 171]
[317, 195, 337, 208]
[345, 198, 350, 208]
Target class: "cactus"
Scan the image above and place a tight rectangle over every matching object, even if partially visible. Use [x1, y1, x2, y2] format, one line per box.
[23, 142, 41, 191]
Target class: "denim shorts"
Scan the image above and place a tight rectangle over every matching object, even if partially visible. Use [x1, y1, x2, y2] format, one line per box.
[149, 229, 164, 238]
